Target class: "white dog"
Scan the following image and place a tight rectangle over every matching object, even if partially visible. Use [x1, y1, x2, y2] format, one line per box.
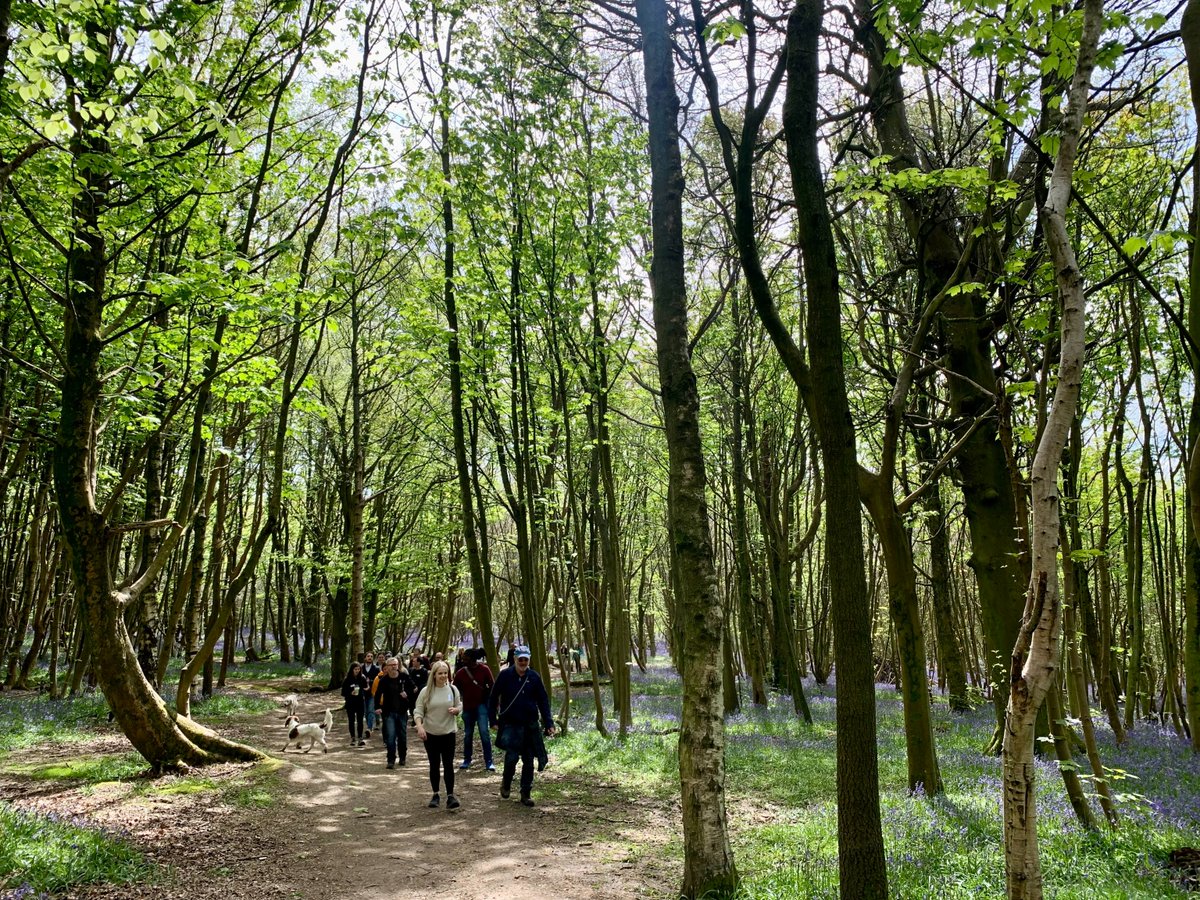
[281, 708, 333, 753]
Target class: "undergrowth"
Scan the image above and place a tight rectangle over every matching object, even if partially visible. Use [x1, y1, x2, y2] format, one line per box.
[552, 661, 1199, 899]
[0, 801, 153, 896]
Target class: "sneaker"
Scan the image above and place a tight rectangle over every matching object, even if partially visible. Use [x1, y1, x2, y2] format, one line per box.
[398, 758, 406, 766]
[520, 796, 535, 808]
[447, 794, 461, 809]
[386, 762, 395, 770]
[365, 730, 372, 738]
[428, 793, 440, 808]
[500, 782, 511, 799]
[459, 761, 471, 770]
[358, 739, 365, 746]
[486, 764, 496, 772]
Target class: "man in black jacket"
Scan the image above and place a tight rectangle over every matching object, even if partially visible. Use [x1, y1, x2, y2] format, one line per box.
[489, 646, 555, 807]
[374, 658, 415, 769]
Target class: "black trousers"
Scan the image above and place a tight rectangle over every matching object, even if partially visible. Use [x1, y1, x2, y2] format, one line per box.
[345, 702, 364, 740]
[423, 731, 456, 794]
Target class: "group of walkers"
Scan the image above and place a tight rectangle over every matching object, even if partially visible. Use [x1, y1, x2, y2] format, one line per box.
[339, 645, 555, 809]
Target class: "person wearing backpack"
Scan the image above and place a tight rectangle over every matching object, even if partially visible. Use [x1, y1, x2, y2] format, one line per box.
[415, 660, 462, 810]
[452, 648, 495, 771]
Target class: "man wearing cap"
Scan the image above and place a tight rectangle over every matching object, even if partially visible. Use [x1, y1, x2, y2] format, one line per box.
[489, 645, 555, 807]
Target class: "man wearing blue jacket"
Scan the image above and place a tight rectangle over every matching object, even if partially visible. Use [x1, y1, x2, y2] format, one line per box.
[489, 645, 555, 807]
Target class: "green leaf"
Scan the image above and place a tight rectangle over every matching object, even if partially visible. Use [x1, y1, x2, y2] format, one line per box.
[702, 17, 747, 45]
[1120, 236, 1147, 257]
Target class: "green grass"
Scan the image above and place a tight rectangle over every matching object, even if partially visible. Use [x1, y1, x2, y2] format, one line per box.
[232, 657, 328, 684]
[187, 691, 278, 718]
[551, 663, 1199, 899]
[0, 801, 154, 895]
[0, 685, 282, 767]
[2, 752, 147, 785]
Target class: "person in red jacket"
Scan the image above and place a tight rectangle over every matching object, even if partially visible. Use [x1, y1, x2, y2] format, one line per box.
[452, 648, 495, 771]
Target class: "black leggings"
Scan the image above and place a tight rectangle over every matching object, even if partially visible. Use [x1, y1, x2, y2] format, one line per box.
[423, 731, 456, 794]
[346, 704, 364, 740]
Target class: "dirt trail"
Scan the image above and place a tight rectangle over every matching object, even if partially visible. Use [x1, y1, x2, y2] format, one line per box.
[266, 696, 646, 900]
[1, 689, 670, 900]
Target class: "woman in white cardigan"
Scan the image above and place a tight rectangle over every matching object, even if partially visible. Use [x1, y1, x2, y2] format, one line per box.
[415, 660, 462, 809]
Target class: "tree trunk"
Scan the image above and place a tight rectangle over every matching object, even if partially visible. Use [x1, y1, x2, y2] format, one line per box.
[782, 3, 888, 894]
[1002, 3, 1103, 894]
[55, 63, 259, 767]
[860, 471, 942, 794]
[730, 294, 769, 706]
[1180, 0, 1200, 753]
[634, 0, 738, 892]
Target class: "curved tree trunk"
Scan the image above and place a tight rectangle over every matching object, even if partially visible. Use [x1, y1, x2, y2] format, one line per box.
[1002, 1, 1103, 894]
[56, 90, 260, 769]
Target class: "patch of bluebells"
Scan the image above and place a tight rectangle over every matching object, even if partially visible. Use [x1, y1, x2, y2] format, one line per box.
[1098, 722, 1200, 832]
[2, 885, 51, 900]
[573, 656, 1200, 838]
[0, 691, 113, 751]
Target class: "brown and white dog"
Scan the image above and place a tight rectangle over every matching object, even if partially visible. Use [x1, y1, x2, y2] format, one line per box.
[281, 708, 333, 753]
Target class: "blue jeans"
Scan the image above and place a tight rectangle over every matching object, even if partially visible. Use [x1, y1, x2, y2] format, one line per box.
[365, 702, 376, 733]
[382, 711, 406, 764]
[461, 704, 492, 766]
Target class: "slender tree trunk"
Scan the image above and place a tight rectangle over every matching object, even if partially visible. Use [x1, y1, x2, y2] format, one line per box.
[782, 4, 887, 894]
[861, 472, 942, 794]
[1002, 4, 1103, 894]
[427, 16, 498, 675]
[731, 294, 768, 706]
[635, 0, 737, 892]
[1180, 0, 1200, 752]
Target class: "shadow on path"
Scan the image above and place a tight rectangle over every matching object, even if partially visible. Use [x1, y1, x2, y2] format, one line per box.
[271, 697, 647, 900]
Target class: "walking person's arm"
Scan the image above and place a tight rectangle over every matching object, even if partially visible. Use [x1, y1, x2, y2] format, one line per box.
[535, 672, 555, 735]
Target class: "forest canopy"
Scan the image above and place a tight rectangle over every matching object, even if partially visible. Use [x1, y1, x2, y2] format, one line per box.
[0, 0, 1197, 897]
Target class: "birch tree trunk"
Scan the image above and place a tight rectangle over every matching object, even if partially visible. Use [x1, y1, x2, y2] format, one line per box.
[1003, 2, 1104, 894]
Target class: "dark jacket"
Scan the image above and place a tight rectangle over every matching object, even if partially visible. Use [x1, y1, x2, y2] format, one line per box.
[374, 670, 416, 717]
[341, 670, 370, 710]
[409, 665, 428, 696]
[362, 662, 381, 694]
[489, 665, 552, 730]
[453, 662, 494, 711]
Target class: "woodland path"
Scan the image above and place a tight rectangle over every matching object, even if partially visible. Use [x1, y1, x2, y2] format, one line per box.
[267, 693, 649, 900]
[0, 689, 671, 900]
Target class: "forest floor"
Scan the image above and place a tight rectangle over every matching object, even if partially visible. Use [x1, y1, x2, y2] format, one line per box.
[0, 684, 674, 900]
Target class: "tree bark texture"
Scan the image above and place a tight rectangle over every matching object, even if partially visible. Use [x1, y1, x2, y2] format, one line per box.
[634, 0, 738, 893]
[1003, 2, 1103, 895]
[1180, 0, 1200, 753]
[783, 2, 888, 895]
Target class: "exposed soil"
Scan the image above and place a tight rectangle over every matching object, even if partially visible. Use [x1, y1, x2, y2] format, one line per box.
[1, 691, 676, 900]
